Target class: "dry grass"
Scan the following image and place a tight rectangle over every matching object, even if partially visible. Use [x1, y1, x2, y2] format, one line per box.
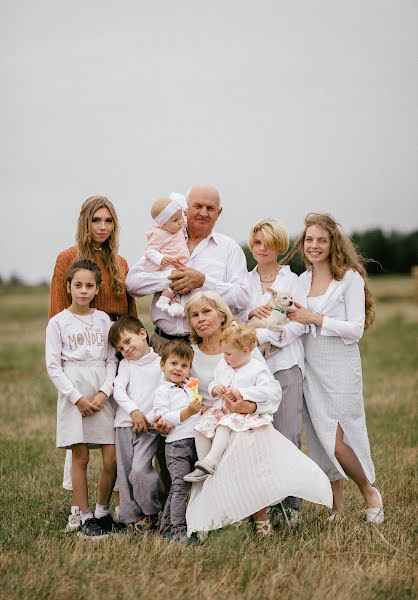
[0, 281, 417, 600]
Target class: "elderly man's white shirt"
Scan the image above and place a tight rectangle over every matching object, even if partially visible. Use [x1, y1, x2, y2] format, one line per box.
[126, 230, 250, 336]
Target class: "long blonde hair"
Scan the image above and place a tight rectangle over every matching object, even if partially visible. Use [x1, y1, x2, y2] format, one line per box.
[75, 196, 124, 295]
[283, 213, 375, 329]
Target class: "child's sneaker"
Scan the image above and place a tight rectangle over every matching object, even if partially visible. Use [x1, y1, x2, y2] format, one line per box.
[96, 513, 127, 533]
[65, 510, 81, 533]
[134, 514, 159, 533]
[194, 458, 216, 475]
[77, 518, 111, 540]
[184, 468, 209, 483]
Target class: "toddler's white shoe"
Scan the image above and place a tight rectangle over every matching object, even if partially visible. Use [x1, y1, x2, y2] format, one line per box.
[365, 488, 384, 524]
[167, 303, 184, 317]
[184, 468, 209, 483]
[195, 458, 216, 475]
[156, 297, 170, 312]
[65, 509, 81, 532]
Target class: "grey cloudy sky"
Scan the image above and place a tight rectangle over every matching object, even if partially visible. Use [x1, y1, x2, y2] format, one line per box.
[1, 0, 417, 282]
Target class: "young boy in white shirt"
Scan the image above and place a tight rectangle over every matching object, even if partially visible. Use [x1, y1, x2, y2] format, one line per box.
[109, 316, 164, 531]
[153, 340, 201, 541]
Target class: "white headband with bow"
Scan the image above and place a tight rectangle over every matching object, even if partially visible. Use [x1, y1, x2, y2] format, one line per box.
[154, 192, 187, 226]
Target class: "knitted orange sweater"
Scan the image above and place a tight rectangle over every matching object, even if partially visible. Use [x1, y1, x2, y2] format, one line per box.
[48, 246, 137, 319]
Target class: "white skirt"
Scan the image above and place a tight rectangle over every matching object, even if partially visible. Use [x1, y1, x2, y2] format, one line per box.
[56, 361, 115, 449]
[186, 425, 333, 535]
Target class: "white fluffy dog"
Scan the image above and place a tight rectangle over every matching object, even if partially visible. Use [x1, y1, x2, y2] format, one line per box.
[249, 289, 293, 358]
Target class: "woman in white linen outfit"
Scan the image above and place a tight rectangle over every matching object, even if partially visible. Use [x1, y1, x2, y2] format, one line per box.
[286, 213, 384, 523]
[184, 291, 333, 537]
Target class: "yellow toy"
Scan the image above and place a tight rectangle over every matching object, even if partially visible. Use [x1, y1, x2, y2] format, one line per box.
[187, 377, 202, 403]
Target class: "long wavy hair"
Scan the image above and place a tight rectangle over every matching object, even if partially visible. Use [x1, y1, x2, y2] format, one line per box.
[282, 213, 375, 329]
[75, 196, 124, 295]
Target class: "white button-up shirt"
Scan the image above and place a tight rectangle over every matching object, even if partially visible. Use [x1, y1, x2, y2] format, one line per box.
[126, 230, 250, 336]
[153, 380, 200, 443]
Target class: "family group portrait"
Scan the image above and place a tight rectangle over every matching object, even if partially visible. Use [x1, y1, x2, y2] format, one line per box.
[1, 1, 416, 599]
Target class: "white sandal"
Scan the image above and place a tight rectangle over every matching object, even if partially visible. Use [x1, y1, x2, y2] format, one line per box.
[254, 519, 272, 536]
[365, 488, 384, 524]
[327, 512, 342, 523]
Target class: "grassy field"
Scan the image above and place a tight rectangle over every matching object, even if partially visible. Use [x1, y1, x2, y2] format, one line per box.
[0, 276, 417, 600]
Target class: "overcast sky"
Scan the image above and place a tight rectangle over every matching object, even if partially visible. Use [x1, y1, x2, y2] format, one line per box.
[1, 0, 417, 282]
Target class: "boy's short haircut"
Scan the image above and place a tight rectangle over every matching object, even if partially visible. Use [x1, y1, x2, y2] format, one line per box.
[160, 339, 194, 365]
[109, 315, 150, 348]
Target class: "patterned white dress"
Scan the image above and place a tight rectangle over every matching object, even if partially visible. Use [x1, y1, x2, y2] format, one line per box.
[300, 269, 376, 483]
[194, 358, 276, 437]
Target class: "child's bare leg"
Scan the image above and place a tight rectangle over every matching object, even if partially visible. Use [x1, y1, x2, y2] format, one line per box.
[161, 289, 172, 300]
[97, 444, 117, 506]
[71, 444, 89, 510]
[334, 424, 380, 509]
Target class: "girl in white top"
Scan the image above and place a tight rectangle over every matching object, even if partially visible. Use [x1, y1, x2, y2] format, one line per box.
[145, 193, 189, 317]
[46, 260, 118, 539]
[286, 213, 384, 524]
[191, 322, 279, 477]
[245, 219, 307, 523]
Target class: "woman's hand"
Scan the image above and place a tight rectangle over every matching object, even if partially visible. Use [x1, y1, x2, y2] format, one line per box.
[287, 302, 323, 326]
[248, 305, 272, 320]
[223, 389, 256, 414]
[90, 391, 108, 411]
[154, 415, 173, 435]
[75, 396, 100, 417]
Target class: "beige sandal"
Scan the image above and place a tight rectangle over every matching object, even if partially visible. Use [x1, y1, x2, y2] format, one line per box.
[254, 519, 272, 536]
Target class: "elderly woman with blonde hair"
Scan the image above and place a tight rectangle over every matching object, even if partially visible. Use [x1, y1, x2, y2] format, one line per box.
[183, 291, 333, 537]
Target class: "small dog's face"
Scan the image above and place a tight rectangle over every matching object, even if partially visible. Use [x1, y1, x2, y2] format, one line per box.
[266, 288, 293, 310]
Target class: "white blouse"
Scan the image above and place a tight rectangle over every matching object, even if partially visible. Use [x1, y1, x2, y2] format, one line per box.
[208, 358, 282, 414]
[244, 265, 306, 373]
[299, 269, 366, 344]
[45, 309, 117, 404]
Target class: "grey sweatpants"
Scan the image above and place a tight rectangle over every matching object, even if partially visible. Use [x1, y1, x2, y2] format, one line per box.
[273, 365, 304, 511]
[160, 438, 197, 534]
[115, 427, 162, 524]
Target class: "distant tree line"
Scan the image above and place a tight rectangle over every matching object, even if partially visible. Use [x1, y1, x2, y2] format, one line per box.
[0, 228, 416, 287]
[242, 228, 418, 275]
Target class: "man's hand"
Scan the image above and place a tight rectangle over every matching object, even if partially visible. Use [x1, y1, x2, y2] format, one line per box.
[130, 409, 149, 434]
[75, 396, 100, 417]
[89, 391, 108, 411]
[168, 268, 205, 295]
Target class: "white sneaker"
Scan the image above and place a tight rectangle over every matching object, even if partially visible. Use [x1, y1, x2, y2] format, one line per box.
[65, 510, 81, 532]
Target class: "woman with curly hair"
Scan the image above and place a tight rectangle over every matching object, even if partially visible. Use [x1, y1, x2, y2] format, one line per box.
[49, 195, 137, 319]
[49, 196, 137, 532]
[286, 213, 384, 523]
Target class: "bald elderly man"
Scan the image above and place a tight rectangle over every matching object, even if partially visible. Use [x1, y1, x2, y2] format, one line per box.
[126, 185, 250, 351]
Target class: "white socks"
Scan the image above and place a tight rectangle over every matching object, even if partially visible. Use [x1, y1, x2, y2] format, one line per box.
[80, 509, 94, 524]
[156, 295, 184, 317]
[95, 503, 110, 519]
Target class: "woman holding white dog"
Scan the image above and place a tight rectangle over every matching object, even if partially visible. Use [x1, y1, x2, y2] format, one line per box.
[286, 213, 384, 523]
[245, 219, 307, 526]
